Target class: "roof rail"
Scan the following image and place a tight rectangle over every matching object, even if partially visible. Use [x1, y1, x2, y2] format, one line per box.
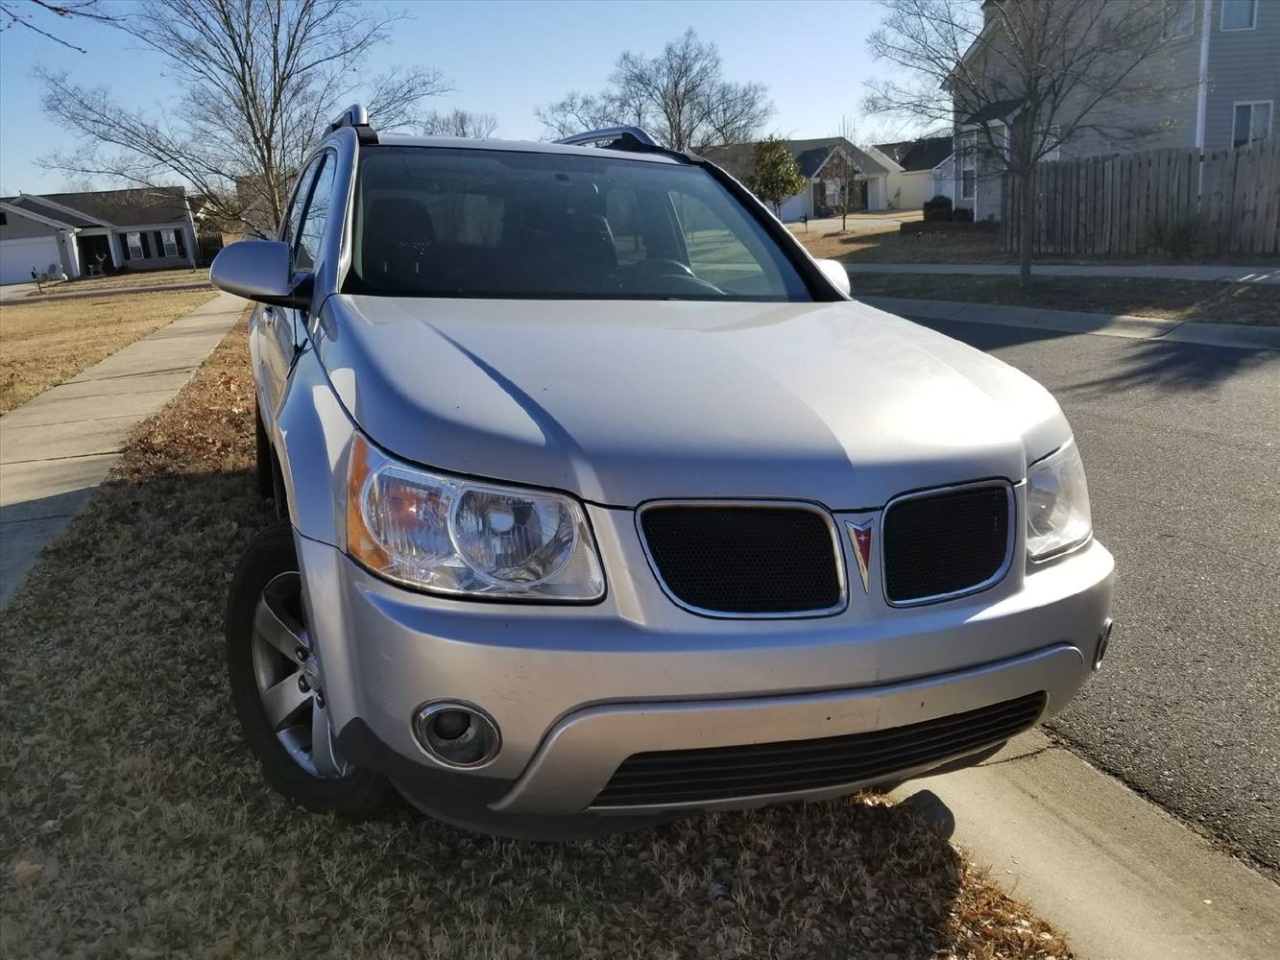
[328, 104, 377, 144]
[554, 126, 659, 148]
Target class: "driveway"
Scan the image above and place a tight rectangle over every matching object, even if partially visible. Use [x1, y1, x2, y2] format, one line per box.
[0, 282, 38, 301]
[908, 314, 1280, 874]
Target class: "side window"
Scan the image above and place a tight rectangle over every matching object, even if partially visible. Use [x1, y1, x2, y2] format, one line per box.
[282, 157, 322, 248]
[295, 155, 337, 272]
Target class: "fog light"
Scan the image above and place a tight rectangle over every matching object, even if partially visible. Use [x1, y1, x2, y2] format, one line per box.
[412, 702, 500, 767]
[1093, 618, 1113, 671]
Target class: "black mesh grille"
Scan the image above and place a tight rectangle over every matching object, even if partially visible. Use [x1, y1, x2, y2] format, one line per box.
[640, 506, 842, 615]
[592, 693, 1046, 807]
[883, 485, 1011, 603]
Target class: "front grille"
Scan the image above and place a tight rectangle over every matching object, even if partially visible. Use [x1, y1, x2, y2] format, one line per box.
[592, 692, 1046, 808]
[883, 484, 1011, 604]
[639, 505, 842, 615]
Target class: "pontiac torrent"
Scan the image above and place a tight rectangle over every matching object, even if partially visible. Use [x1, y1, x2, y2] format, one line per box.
[211, 107, 1114, 837]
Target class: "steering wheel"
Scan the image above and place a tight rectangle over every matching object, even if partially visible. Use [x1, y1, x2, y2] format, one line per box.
[626, 258, 726, 296]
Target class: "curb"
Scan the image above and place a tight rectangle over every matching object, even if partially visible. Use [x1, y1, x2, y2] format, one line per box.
[895, 731, 1280, 960]
[857, 295, 1280, 351]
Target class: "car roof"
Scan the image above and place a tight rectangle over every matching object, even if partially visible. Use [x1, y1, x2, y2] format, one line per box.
[369, 133, 687, 165]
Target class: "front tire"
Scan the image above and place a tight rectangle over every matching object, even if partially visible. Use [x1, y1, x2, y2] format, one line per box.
[225, 520, 397, 818]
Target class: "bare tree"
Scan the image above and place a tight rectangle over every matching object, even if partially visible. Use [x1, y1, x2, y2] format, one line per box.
[37, 0, 449, 235]
[0, 0, 118, 53]
[422, 109, 498, 138]
[865, 0, 1185, 285]
[538, 29, 772, 151]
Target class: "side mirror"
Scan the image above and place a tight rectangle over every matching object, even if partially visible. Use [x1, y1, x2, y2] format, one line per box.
[814, 258, 851, 297]
[211, 239, 312, 308]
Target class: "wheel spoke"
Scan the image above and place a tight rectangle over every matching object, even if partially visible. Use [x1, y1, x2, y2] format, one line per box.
[254, 583, 306, 660]
[261, 671, 310, 730]
[310, 699, 350, 779]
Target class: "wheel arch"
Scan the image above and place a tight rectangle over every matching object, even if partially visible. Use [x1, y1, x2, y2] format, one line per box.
[270, 345, 356, 547]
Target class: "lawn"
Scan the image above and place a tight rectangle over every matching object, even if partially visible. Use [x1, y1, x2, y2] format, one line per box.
[0, 320, 1072, 960]
[793, 224, 1007, 265]
[0, 288, 218, 415]
[35, 265, 213, 296]
[848, 273, 1280, 326]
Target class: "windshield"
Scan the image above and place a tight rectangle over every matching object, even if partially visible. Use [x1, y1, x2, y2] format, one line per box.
[345, 146, 814, 301]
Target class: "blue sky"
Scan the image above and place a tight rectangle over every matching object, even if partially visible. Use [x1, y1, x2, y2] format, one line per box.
[0, 0, 926, 194]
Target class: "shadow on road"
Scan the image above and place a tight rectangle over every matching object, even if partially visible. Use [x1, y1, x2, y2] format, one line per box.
[1065, 337, 1280, 394]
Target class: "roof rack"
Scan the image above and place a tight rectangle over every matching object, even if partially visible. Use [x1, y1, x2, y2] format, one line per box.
[328, 104, 377, 144]
[554, 126, 659, 149]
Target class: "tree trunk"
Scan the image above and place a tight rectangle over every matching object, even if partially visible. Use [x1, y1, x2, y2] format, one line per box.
[1018, 165, 1035, 289]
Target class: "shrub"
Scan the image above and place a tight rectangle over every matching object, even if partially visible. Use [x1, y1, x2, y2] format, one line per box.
[1146, 214, 1202, 260]
[922, 195, 953, 222]
[953, 207, 975, 223]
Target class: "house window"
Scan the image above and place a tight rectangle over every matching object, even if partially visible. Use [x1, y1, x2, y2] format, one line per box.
[1233, 101, 1273, 148]
[959, 132, 977, 200]
[1221, 0, 1257, 30]
[1164, 0, 1195, 39]
[161, 229, 179, 258]
[126, 231, 144, 259]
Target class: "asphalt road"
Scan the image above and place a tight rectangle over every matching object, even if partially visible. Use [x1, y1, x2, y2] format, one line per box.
[908, 316, 1280, 876]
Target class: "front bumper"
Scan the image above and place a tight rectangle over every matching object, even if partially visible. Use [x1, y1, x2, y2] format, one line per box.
[297, 506, 1113, 818]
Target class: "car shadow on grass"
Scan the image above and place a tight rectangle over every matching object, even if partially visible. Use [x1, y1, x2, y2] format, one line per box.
[0, 466, 994, 959]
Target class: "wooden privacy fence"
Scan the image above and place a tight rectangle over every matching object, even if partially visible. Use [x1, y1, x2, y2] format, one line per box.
[1000, 139, 1280, 256]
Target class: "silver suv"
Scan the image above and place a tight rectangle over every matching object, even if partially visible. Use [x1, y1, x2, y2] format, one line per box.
[212, 107, 1114, 837]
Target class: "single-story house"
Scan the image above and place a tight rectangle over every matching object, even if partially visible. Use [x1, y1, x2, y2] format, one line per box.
[701, 137, 891, 221]
[866, 136, 955, 209]
[0, 186, 198, 286]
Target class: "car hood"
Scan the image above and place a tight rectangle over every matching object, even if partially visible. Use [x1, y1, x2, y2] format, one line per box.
[318, 296, 1070, 509]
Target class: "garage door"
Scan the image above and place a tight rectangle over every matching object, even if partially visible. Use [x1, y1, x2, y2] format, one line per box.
[0, 236, 62, 285]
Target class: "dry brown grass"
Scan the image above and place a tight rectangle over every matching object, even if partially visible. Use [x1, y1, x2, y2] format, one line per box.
[0, 289, 218, 414]
[849, 273, 1280, 326]
[36, 266, 212, 296]
[0, 321, 1072, 960]
[793, 225, 1007, 265]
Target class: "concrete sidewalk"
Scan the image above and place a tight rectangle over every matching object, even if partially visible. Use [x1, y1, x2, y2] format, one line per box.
[0, 291, 244, 608]
[896, 731, 1280, 960]
[857, 295, 1280, 351]
[847, 262, 1280, 283]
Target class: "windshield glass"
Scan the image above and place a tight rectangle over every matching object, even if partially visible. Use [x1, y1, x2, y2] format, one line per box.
[346, 146, 813, 301]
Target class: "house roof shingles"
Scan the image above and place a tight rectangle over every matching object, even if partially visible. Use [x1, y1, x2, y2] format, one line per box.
[2, 187, 190, 230]
[700, 137, 890, 184]
[3, 195, 102, 228]
[872, 136, 954, 172]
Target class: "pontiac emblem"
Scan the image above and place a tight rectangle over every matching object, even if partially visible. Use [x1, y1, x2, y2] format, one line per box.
[846, 521, 873, 594]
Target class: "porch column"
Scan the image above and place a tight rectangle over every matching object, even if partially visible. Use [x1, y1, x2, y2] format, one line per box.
[106, 231, 123, 268]
[61, 231, 81, 278]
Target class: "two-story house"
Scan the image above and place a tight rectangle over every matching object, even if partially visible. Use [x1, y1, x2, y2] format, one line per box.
[954, 0, 1278, 221]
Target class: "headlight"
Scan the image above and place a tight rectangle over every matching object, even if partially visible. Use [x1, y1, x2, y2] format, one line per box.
[1026, 438, 1092, 560]
[346, 434, 605, 600]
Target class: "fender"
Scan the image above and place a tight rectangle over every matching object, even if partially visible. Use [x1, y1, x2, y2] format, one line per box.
[271, 335, 356, 548]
